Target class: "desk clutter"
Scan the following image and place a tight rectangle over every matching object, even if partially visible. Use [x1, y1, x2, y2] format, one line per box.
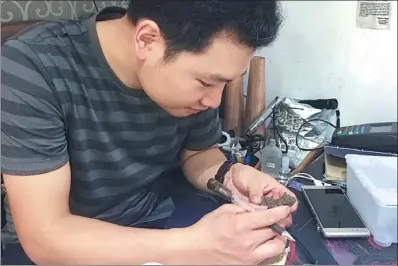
[219, 95, 339, 181]
[221, 96, 339, 172]
[221, 55, 339, 171]
[221, 57, 397, 263]
[221, 120, 398, 246]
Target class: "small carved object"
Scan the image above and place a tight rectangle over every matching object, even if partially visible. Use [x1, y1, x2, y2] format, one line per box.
[261, 192, 297, 209]
[259, 193, 296, 265]
[260, 247, 290, 265]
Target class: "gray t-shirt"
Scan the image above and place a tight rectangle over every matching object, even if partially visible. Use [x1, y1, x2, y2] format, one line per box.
[1, 7, 221, 246]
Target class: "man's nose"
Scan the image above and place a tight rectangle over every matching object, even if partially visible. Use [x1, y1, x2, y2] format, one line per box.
[200, 85, 224, 109]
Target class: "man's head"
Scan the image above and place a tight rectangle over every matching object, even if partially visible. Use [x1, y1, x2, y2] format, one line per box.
[126, 0, 282, 117]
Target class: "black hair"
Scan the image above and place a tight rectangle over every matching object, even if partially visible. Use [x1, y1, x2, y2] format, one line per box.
[127, 0, 283, 61]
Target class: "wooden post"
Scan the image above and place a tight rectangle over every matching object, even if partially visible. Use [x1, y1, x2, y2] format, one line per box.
[224, 77, 244, 137]
[243, 56, 266, 133]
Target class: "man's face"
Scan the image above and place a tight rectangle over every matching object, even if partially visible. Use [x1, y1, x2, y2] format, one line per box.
[133, 20, 254, 117]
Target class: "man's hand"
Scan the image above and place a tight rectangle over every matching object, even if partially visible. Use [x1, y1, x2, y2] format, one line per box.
[223, 163, 298, 227]
[185, 203, 290, 264]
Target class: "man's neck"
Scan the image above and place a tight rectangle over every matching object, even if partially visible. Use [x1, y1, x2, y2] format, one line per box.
[96, 16, 143, 90]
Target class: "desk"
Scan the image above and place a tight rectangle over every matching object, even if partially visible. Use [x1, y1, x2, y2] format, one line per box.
[286, 154, 397, 265]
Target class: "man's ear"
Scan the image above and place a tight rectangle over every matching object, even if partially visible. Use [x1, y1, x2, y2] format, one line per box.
[134, 19, 163, 60]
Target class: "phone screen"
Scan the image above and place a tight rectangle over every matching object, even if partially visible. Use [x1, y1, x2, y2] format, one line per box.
[304, 187, 366, 228]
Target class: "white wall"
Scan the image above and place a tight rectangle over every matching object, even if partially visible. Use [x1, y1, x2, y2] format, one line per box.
[249, 1, 397, 127]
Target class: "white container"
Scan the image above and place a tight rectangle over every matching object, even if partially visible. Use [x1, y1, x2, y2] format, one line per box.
[346, 154, 397, 247]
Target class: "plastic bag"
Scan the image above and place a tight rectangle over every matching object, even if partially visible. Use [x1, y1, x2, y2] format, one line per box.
[266, 97, 337, 168]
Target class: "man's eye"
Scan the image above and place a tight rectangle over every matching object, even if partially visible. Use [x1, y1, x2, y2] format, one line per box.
[198, 80, 213, 87]
[198, 79, 213, 87]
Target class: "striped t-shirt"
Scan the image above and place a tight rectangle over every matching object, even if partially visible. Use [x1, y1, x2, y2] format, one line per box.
[1, 6, 221, 245]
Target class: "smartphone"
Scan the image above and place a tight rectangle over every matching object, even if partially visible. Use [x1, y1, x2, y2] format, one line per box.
[302, 185, 370, 238]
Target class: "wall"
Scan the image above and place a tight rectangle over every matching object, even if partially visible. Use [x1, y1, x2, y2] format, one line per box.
[251, 1, 397, 127]
[2, 1, 396, 126]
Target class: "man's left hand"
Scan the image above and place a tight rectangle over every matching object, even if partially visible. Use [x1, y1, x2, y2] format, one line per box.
[223, 163, 298, 228]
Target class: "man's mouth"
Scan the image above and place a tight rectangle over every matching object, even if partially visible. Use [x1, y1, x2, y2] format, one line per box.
[185, 108, 204, 114]
[185, 108, 200, 114]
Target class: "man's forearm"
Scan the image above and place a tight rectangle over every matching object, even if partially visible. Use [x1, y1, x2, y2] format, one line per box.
[181, 147, 227, 191]
[25, 214, 193, 265]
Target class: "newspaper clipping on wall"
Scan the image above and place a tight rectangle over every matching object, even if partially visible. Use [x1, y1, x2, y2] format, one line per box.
[356, 0, 391, 29]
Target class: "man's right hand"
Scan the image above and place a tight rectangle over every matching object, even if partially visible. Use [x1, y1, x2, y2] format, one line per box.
[186, 203, 291, 264]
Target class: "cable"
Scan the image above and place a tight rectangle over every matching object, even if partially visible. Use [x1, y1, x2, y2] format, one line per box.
[93, 0, 99, 11]
[270, 98, 339, 153]
[247, 98, 339, 160]
[272, 100, 335, 153]
[295, 118, 337, 151]
[272, 98, 289, 154]
[285, 173, 332, 187]
[336, 110, 340, 128]
[241, 134, 265, 154]
[284, 172, 321, 264]
[289, 231, 319, 265]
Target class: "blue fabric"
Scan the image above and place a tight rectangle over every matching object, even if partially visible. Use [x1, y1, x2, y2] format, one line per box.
[165, 193, 223, 229]
[2, 243, 35, 265]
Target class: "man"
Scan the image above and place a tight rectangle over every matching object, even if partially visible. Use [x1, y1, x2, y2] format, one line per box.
[1, 1, 297, 264]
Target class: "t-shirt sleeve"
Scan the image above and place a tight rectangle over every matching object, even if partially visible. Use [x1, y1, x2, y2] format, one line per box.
[1, 39, 69, 176]
[183, 108, 222, 151]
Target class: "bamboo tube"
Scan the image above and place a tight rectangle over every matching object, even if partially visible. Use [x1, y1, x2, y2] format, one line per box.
[224, 77, 244, 136]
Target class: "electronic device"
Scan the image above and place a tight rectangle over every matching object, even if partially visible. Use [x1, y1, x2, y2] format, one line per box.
[302, 185, 370, 238]
[331, 122, 397, 153]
